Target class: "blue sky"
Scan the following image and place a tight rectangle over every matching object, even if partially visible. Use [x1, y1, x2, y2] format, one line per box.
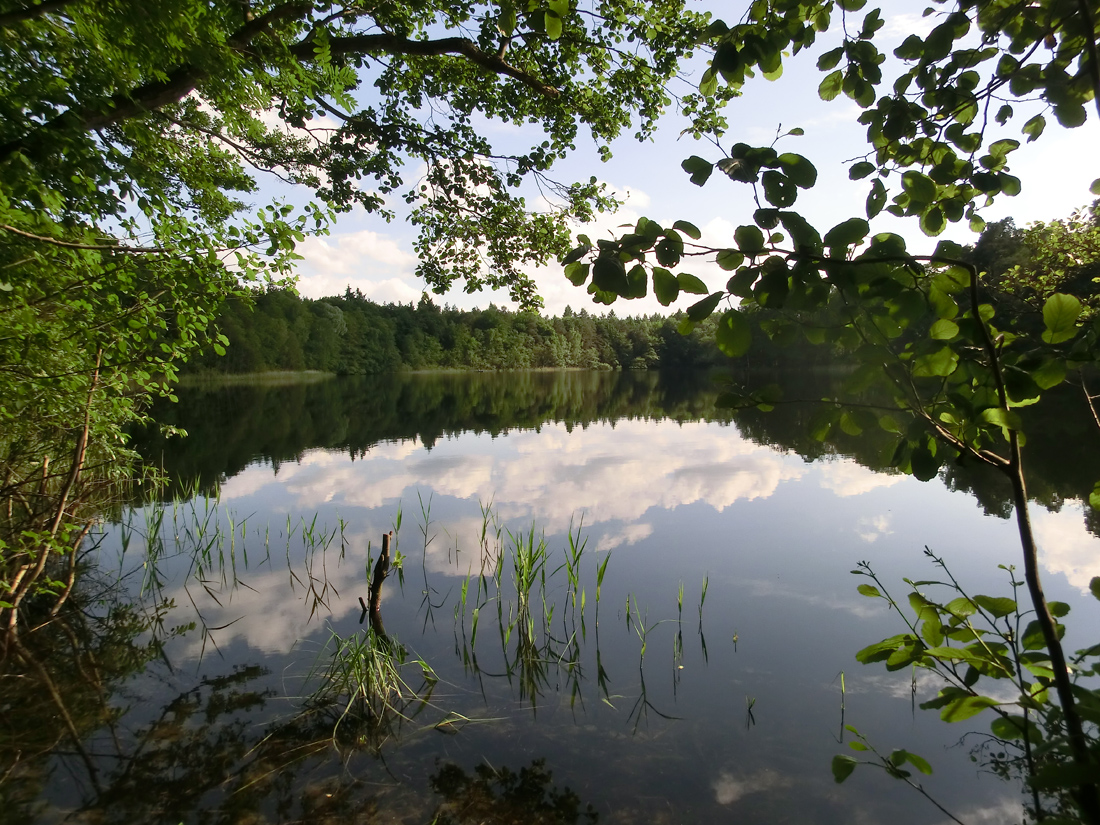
[289, 3, 1100, 316]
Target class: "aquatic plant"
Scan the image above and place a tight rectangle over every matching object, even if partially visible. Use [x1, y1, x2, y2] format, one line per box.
[835, 550, 1100, 824]
[305, 624, 437, 743]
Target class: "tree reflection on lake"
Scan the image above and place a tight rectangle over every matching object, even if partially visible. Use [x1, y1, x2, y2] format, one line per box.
[5, 369, 1099, 823]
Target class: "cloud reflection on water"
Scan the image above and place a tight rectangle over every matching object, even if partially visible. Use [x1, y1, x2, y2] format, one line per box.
[174, 416, 1100, 658]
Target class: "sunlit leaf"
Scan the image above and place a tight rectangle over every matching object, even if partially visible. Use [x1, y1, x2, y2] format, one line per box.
[1041, 293, 1081, 344]
[941, 695, 998, 722]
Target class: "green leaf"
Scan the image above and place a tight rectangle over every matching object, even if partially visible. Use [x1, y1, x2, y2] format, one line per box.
[910, 446, 941, 481]
[849, 161, 875, 180]
[1090, 483, 1100, 512]
[823, 218, 869, 249]
[734, 225, 766, 253]
[991, 715, 1042, 744]
[973, 595, 1016, 618]
[1032, 358, 1065, 390]
[686, 292, 724, 322]
[831, 755, 857, 783]
[564, 262, 589, 286]
[817, 47, 844, 70]
[912, 347, 958, 377]
[920, 206, 945, 236]
[716, 249, 744, 271]
[901, 171, 937, 204]
[1091, 178, 1100, 196]
[592, 256, 628, 294]
[715, 310, 752, 357]
[904, 752, 933, 776]
[677, 272, 708, 294]
[857, 583, 882, 598]
[819, 70, 843, 101]
[778, 153, 818, 188]
[929, 319, 958, 340]
[941, 695, 998, 722]
[1041, 293, 1081, 344]
[980, 407, 1022, 432]
[562, 244, 590, 265]
[681, 156, 714, 187]
[1022, 114, 1046, 142]
[699, 69, 718, 97]
[866, 179, 887, 219]
[625, 264, 647, 298]
[652, 267, 679, 306]
[673, 220, 701, 240]
[945, 597, 976, 618]
[762, 170, 798, 207]
[1090, 576, 1100, 600]
[545, 10, 563, 40]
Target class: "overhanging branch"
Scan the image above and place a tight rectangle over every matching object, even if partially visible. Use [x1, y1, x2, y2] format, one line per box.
[298, 32, 561, 98]
[0, 9, 559, 166]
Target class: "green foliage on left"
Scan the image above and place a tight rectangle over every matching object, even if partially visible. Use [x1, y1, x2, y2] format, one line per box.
[0, 0, 713, 621]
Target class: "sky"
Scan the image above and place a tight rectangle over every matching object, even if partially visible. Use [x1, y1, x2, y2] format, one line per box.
[287, 3, 1100, 317]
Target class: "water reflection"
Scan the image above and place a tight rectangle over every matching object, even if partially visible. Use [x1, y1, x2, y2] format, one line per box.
[137, 369, 1100, 545]
[8, 369, 1098, 823]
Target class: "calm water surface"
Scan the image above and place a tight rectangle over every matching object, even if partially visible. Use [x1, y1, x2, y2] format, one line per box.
[17, 370, 1100, 824]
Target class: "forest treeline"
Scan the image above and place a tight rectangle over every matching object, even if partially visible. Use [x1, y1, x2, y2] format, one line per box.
[183, 288, 759, 374]
[185, 207, 1100, 376]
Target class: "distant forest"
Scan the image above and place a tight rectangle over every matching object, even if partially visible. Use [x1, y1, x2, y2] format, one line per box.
[183, 288, 807, 374]
[186, 210, 1100, 376]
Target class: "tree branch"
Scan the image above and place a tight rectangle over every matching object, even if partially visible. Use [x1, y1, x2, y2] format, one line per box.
[293, 32, 560, 98]
[0, 2, 312, 163]
[0, 0, 77, 27]
[0, 223, 170, 253]
[1, 8, 559, 166]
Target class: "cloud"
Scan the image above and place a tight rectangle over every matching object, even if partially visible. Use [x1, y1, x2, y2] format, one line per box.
[712, 769, 792, 805]
[856, 514, 894, 543]
[207, 420, 809, 569]
[741, 577, 884, 619]
[1032, 504, 1100, 593]
[295, 229, 422, 303]
[818, 459, 905, 497]
[936, 798, 1025, 825]
[598, 522, 654, 551]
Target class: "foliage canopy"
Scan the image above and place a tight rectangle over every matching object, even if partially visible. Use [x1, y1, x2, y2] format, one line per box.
[0, 0, 711, 627]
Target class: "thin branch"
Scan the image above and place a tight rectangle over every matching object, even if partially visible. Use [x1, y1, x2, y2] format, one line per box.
[299, 32, 560, 98]
[0, 0, 77, 27]
[0, 223, 170, 253]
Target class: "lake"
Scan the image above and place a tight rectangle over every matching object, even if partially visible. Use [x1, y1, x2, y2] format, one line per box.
[10, 369, 1100, 824]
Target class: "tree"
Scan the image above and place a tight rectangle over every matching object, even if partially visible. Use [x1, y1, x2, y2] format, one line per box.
[994, 201, 1100, 318]
[0, 0, 712, 629]
[560, 0, 1100, 820]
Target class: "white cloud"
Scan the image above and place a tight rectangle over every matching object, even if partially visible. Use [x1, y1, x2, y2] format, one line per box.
[856, 514, 894, 543]
[598, 522, 654, 551]
[712, 769, 791, 805]
[819, 458, 905, 498]
[295, 229, 422, 302]
[203, 420, 809, 570]
[1032, 504, 1100, 593]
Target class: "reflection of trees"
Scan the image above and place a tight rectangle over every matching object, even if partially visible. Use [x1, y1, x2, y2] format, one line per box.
[430, 759, 599, 825]
[130, 370, 725, 499]
[132, 368, 1100, 534]
[0, 579, 186, 823]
